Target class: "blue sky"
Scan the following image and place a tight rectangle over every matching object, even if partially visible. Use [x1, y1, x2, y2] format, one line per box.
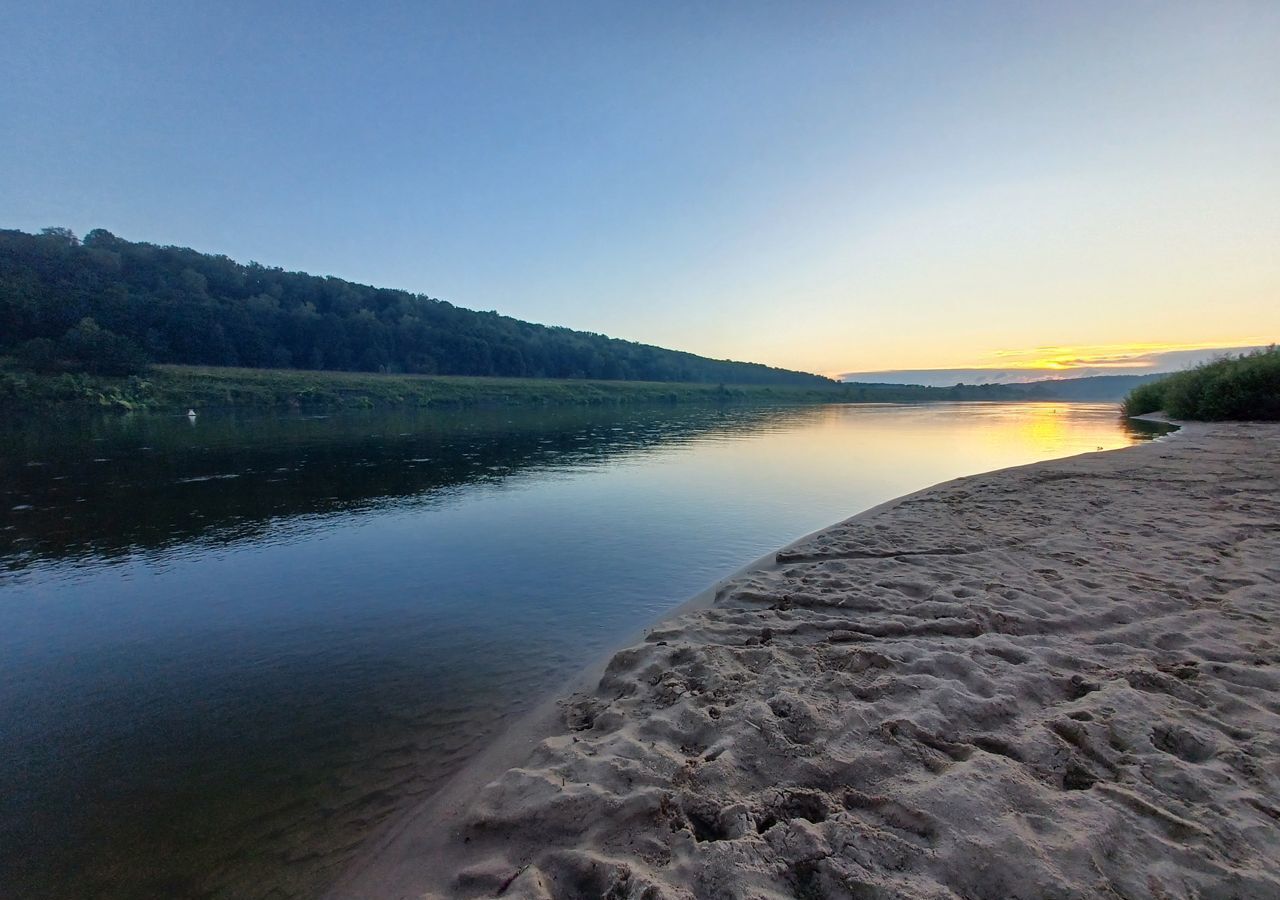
[3, 1, 1277, 377]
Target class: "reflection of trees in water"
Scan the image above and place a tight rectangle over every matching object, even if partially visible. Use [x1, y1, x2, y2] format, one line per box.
[0, 405, 822, 569]
[1121, 416, 1179, 440]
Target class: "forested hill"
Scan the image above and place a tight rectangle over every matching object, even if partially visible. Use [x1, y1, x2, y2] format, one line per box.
[0, 228, 831, 385]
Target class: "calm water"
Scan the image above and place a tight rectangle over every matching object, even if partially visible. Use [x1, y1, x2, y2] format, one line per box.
[0, 402, 1164, 898]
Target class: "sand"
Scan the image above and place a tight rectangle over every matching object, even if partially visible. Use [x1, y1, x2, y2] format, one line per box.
[333, 420, 1280, 899]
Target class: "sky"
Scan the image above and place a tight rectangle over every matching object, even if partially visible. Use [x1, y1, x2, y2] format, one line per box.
[2, 1, 1277, 379]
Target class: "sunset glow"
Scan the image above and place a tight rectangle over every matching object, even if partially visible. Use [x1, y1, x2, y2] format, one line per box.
[976, 342, 1268, 373]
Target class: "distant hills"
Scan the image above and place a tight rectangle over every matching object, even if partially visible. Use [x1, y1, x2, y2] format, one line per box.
[840, 382, 1047, 402]
[842, 374, 1165, 403]
[1015, 374, 1166, 401]
[0, 227, 831, 386]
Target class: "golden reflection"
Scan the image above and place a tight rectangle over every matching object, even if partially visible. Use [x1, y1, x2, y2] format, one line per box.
[659, 402, 1138, 499]
[981, 404, 1074, 455]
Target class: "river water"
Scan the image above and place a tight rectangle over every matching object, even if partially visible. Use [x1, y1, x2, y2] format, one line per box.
[0, 401, 1165, 898]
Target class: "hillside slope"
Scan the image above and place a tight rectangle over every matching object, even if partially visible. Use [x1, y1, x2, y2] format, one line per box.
[1026, 374, 1165, 401]
[0, 228, 830, 386]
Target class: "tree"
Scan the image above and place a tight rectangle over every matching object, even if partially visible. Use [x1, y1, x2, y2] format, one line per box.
[40, 226, 79, 245]
[15, 338, 60, 373]
[59, 317, 150, 376]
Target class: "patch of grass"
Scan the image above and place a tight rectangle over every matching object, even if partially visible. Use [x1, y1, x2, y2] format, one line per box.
[0, 363, 1070, 414]
[1122, 346, 1280, 421]
[0, 364, 848, 414]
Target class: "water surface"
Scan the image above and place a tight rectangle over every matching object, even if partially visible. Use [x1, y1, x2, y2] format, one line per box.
[0, 402, 1161, 897]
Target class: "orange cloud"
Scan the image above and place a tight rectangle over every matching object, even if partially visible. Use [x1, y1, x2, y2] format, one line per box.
[978, 341, 1268, 372]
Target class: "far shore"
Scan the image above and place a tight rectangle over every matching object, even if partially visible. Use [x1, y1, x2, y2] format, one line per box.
[330, 417, 1280, 899]
[0, 363, 1115, 415]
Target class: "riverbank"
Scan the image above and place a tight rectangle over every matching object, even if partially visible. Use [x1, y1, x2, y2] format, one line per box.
[334, 420, 1280, 898]
[0, 365, 840, 412]
[0, 364, 1056, 414]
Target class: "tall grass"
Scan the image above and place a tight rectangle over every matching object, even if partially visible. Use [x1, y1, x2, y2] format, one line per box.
[1122, 346, 1280, 420]
[0, 365, 848, 413]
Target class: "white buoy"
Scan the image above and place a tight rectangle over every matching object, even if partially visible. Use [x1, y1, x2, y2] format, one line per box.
[187, 409, 197, 418]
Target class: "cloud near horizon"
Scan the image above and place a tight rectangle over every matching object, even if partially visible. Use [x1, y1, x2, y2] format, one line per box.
[840, 343, 1271, 387]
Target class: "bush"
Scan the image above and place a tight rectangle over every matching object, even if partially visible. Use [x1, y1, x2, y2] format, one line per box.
[14, 338, 60, 373]
[1122, 346, 1280, 420]
[59, 318, 151, 376]
[1121, 380, 1167, 417]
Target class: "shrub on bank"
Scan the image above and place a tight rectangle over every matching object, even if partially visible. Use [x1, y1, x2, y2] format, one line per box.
[10, 318, 151, 378]
[1122, 346, 1280, 420]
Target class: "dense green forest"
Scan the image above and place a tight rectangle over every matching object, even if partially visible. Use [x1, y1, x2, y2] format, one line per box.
[0, 227, 831, 385]
[2, 227, 1188, 414]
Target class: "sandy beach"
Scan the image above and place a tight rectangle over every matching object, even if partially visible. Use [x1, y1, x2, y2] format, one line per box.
[334, 420, 1280, 899]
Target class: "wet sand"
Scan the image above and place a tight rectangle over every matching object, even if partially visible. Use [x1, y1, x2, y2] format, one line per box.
[332, 420, 1280, 899]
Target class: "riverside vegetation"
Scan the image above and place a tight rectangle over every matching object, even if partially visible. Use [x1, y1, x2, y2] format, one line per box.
[0, 365, 1050, 413]
[1123, 346, 1280, 421]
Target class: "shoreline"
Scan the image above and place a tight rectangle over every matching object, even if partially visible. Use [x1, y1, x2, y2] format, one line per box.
[0, 364, 1062, 415]
[322, 441, 1015, 898]
[332, 418, 1280, 898]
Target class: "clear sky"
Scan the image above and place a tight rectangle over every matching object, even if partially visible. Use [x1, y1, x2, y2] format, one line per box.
[3, 1, 1277, 378]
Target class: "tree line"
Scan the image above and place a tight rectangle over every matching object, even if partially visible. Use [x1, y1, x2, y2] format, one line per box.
[0, 227, 833, 385]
